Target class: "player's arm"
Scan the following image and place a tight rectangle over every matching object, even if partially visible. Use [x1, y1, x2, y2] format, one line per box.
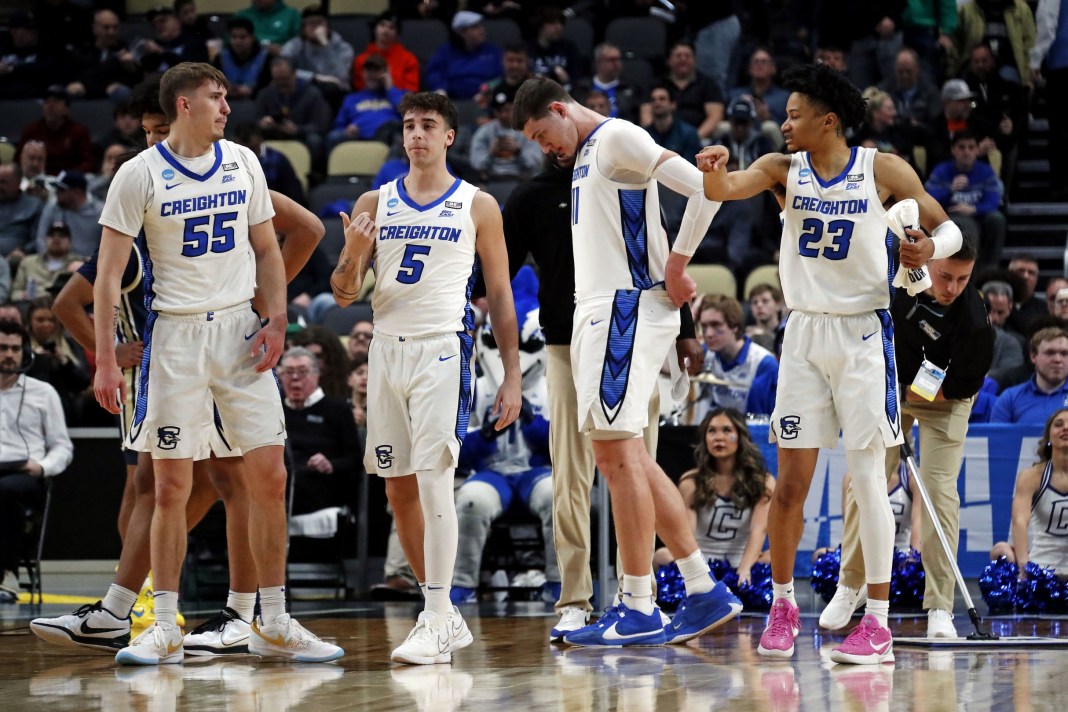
[92, 227, 135, 415]
[874, 152, 960, 269]
[269, 189, 324, 283]
[248, 219, 288, 372]
[697, 147, 788, 201]
[677, 472, 699, 533]
[1010, 465, 1041, 576]
[331, 190, 379, 307]
[738, 476, 775, 585]
[649, 149, 722, 307]
[474, 190, 522, 431]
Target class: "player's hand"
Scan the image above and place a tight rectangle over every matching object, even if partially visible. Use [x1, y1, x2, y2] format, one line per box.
[251, 315, 286, 372]
[94, 362, 126, 415]
[665, 253, 696, 307]
[676, 337, 703, 376]
[114, 341, 144, 369]
[491, 373, 522, 431]
[899, 228, 934, 269]
[340, 210, 375, 245]
[696, 145, 729, 173]
[307, 453, 334, 474]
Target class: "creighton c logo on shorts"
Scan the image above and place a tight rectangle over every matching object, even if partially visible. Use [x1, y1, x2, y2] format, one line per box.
[375, 445, 395, 468]
[778, 416, 802, 440]
[157, 426, 181, 450]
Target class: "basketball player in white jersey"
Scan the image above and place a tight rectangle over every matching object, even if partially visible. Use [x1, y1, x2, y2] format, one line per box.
[512, 76, 743, 647]
[91, 63, 341, 665]
[699, 63, 961, 664]
[330, 91, 522, 665]
[990, 409, 1068, 573]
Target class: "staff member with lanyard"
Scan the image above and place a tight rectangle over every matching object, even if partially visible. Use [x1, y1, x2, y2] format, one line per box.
[821, 233, 994, 639]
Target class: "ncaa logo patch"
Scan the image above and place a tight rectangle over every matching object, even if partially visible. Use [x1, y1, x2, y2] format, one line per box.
[162, 169, 175, 180]
[778, 416, 802, 440]
[157, 426, 181, 450]
[387, 197, 399, 208]
[375, 444, 395, 468]
[797, 168, 811, 185]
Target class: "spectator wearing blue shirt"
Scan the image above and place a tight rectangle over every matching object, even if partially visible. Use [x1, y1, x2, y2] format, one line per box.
[214, 18, 271, 100]
[991, 327, 1068, 424]
[925, 131, 1006, 270]
[234, 122, 305, 206]
[692, 295, 778, 420]
[327, 54, 406, 153]
[425, 11, 503, 100]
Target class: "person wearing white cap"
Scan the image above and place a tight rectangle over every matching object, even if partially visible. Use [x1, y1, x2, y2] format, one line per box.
[425, 10, 503, 99]
[923, 77, 1001, 172]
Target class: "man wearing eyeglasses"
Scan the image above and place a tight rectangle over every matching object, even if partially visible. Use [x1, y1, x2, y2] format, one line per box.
[279, 346, 360, 518]
[992, 327, 1068, 425]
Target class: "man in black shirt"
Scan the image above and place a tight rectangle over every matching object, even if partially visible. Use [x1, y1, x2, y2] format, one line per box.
[827, 235, 994, 639]
[501, 157, 703, 640]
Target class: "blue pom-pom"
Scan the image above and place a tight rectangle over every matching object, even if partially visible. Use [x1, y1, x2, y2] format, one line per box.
[1018, 561, 1067, 614]
[810, 547, 841, 603]
[890, 548, 925, 608]
[736, 562, 773, 611]
[656, 562, 686, 609]
[979, 556, 1019, 614]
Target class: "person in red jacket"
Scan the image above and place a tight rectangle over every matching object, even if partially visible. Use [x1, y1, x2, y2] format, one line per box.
[352, 12, 419, 93]
[16, 86, 95, 175]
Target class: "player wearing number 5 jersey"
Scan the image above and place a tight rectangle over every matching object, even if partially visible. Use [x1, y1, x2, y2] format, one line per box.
[330, 92, 522, 665]
[699, 63, 961, 665]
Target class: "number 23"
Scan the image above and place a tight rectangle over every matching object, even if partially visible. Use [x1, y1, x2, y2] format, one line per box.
[798, 218, 853, 260]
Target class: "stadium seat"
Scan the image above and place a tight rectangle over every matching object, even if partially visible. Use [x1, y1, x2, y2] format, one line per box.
[331, 0, 388, 13]
[321, 217, 346, 264]
[320, 302, 374, 335]
[265, 140, 311, 192]
[310, 179, 363, 217]
[484, 18, 521, 48]
[327, 141, 389, 178]
[563, 17, 594, 57]
[743, 264, 781, 299]
[621, 57, 655, 89]
[331, 15, 372, 51]
[399, 19, 449, 67]
[225, 100, 259, 138]
[0, 141, 14, 165]
[70, 99, 117, 135]
[482, 180, 519, 207]
[686, 264, 737, 299]
[0, 100, 43, 143]
[605, 17, 667, 61]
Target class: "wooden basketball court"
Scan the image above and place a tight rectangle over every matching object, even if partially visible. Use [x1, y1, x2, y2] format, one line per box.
[1, 602, 1066, 710]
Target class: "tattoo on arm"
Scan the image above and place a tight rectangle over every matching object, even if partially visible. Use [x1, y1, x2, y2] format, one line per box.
[111, 306, 120, 337]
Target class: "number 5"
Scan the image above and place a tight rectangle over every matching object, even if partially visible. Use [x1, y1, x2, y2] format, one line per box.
[397, 244, 431, 284]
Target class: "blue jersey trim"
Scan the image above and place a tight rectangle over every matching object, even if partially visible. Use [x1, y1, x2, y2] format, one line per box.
[877, 308, 899, 437]
[805, 146, 858, 188]
[130, 231, 158, 441]
[577, 118, 612, 154]
[454, 331, 474, 444]
[396, 176, 462, 212]
[155, 142, 224, 182]
[599, 290, 640, 423]
[618, 188, 653, 290]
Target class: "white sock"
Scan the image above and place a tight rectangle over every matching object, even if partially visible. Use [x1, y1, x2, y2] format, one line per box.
[226, 590, 256, 623]
[417, 468, 459, 619]
[622, 574, 655, 615]
[772, 580, 796, 605]
[865, 597, 889, 628]
[153, 591, 179, 627]
[676, 550, 714, 596]
[102, 584, 138, 618]
[258, 585, 286, 626]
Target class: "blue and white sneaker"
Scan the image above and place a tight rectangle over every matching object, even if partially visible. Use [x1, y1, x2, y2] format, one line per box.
[663, 580, 743, 644]
[562, 605, 666, 647]
[449, 587, 477, 605]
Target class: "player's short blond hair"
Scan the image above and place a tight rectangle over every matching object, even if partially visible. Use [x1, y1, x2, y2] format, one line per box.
[159, 63, 229, 122]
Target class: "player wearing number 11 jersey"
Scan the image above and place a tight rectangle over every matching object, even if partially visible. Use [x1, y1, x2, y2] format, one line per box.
[330, 92, 522, 665]
[698, 63, 960, 665]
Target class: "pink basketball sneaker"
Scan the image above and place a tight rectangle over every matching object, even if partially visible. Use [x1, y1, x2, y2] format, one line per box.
[758, 599, 801, 658]
[830, 614, 895, 665]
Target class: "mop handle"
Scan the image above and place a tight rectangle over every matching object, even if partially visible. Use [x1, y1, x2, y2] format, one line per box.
[900, 438, 979, 613]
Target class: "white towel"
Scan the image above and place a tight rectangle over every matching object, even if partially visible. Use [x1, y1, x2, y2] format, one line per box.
[288, 507, 345, 539]
[668, 342, 691, 403]
[886, 199, 932, 296]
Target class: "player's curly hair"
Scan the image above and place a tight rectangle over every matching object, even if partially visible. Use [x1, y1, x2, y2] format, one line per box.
[781, 63, 867, 132]
[129, 76, 164, 118]
[685, 408, 769, 512]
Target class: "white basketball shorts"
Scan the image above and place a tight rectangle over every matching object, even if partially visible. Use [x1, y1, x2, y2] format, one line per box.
[365, 330, 473, 477]
[128, 303, 285, 459]
[572, 289, 680, 440]
[771, 310, 902, 450]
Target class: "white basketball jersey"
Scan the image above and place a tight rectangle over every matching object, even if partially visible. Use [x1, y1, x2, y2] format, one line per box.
[372, 178, 479, 336]
[694, 495, 753, 566]
[1029, 462, 1068, 570]
[570, 119, 671, 298]
[889, 461, 913, 550]
[99, 139, 273, 314]
[780, 147, 893, 315]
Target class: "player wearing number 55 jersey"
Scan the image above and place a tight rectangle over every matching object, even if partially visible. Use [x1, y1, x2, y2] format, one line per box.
[330, 92, 522, 665]
[699, 63, 961, 665]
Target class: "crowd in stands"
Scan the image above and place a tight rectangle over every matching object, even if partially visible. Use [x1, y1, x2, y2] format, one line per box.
[1, 0, 1066, 593]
